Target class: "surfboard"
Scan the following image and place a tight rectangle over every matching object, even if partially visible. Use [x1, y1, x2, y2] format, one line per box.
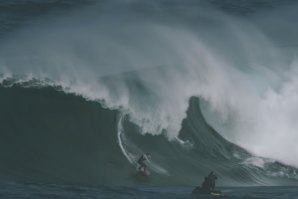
[131, 169, 150, 183]
[136, 164, 150, 176]
[138, 169, 150, 176]
[192, 187, 223, 197]
[210, 191, 222, 196]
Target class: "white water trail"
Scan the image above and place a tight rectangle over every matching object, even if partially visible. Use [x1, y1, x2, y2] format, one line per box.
[117, 114, 169, 175]
[117, 114, 135, 165]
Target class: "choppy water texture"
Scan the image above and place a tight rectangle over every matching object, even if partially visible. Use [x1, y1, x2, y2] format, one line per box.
[0, 182, 298, 199]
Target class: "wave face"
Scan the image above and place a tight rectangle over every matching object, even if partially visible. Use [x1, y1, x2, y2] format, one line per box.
[0, 0, 298, 186]
[0, 83, 297, 186]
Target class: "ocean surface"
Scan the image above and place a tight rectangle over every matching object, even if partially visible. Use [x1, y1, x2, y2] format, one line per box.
[1, 182, 298, 199]
[1, 0, 298, 198]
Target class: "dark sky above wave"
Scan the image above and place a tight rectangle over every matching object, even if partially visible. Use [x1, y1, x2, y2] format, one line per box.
[0, 0, 296, 37]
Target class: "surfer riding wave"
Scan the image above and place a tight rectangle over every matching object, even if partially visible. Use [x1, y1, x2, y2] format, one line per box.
[137, 153, 151, 174]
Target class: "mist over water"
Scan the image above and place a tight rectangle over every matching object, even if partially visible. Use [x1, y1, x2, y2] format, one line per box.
[1, 0, 298, 169]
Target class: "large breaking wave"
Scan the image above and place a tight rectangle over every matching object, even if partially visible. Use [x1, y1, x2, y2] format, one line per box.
[0, 78, 297, 186]
[0, 0, 298, 186]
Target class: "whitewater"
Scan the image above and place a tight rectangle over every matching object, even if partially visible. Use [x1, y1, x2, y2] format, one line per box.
[1, 0, 298, 192]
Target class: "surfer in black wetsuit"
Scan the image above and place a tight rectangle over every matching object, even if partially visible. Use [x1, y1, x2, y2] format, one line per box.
[137, 152, 151, 173]
[201, 171, 218, 193]
[208, 171, 217, 191]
